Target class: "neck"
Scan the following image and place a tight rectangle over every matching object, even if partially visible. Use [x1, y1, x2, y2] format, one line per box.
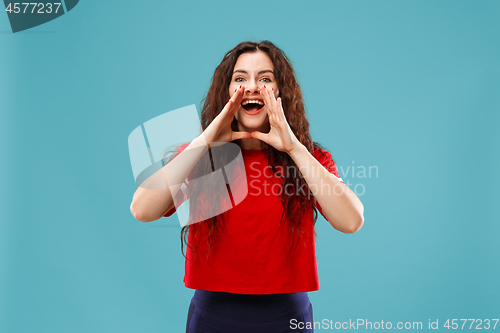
[239, 138, 264, 150]
[236, 121, 270, 150]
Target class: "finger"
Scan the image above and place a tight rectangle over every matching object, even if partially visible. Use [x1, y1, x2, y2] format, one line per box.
[232, 131, 252, 141]
[260, 86, 274, 120]
[223, 86, 241, 118]
[221, 98, 232, 116]
[234, 86, 245, 111]
[229, 85, 245, 115]
[276, 97, 285, 122]
[230, 85, 244, 103]
[267, 87, 279, 120]
[269, 86, 278, 110]
[251, 131, 269, 144]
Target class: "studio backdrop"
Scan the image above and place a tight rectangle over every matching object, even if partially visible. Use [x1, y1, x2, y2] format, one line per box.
[1, 1, 498, 332]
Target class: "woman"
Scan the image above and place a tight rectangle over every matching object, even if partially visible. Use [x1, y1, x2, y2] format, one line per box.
[131, 40, 364, 332]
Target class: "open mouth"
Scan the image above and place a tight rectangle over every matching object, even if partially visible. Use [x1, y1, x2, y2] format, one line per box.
[241, 99, 265, 113]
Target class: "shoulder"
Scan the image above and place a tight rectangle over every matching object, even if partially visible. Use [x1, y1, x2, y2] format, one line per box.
[178, 142, 191, 153]
[313, 144, 335, 163]
[170, 142, 191, 159]
[312, 144, 343, 181]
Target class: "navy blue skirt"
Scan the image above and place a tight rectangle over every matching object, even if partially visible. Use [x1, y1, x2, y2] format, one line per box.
[186, 290, 314, 333]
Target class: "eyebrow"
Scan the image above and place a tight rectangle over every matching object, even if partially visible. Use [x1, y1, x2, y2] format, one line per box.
[232, 69, 275, 75]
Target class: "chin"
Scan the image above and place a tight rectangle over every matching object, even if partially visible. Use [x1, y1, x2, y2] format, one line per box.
[236, 108, 269, 131]
[239, 117, 268, 130]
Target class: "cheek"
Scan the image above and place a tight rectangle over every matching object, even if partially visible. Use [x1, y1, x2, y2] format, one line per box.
[234, 106, 243, 121]
[273, 87, 280, 99]
[229, 83, 239, 97]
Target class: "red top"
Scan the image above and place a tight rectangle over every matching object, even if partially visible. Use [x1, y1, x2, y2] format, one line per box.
[164, 143, 344, 294]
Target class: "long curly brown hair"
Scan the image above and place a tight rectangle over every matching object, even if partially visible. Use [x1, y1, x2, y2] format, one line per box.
[179, 40, 324, 264]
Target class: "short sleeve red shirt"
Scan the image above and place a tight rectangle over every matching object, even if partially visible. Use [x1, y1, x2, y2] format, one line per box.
[164, 144, 344, 294]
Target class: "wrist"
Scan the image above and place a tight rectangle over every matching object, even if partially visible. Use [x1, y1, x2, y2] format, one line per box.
[287, 141, 307, 158]
[193, 134, 211, 149]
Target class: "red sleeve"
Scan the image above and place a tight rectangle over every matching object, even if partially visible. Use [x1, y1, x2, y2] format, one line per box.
[163, 143, 191, 217]
[313, 146, 344, 221]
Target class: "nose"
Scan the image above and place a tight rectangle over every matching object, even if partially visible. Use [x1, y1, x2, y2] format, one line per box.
[245, 79, 260, 94]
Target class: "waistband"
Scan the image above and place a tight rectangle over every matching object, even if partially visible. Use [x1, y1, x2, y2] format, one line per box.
[191, 289, 311, 323]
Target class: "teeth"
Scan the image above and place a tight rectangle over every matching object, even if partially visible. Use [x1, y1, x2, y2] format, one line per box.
[241, 100, 264, 106]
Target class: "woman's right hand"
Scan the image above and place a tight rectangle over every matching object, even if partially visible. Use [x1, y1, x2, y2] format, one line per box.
[202, 85, 252, 144]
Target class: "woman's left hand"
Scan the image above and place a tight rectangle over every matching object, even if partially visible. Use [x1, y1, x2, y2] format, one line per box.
[251, 86, 302, 154]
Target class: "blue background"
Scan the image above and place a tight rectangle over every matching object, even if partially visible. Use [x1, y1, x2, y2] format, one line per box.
[1, 1, 499, 332]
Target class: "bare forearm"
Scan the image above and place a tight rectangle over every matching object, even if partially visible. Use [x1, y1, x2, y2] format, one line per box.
[130, 135, 208, 222]
[288, 143, 364, 233]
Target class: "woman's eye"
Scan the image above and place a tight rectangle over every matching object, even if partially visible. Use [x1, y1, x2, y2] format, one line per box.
[235, 78, 245, 82]
[261, 78, 271, 82]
